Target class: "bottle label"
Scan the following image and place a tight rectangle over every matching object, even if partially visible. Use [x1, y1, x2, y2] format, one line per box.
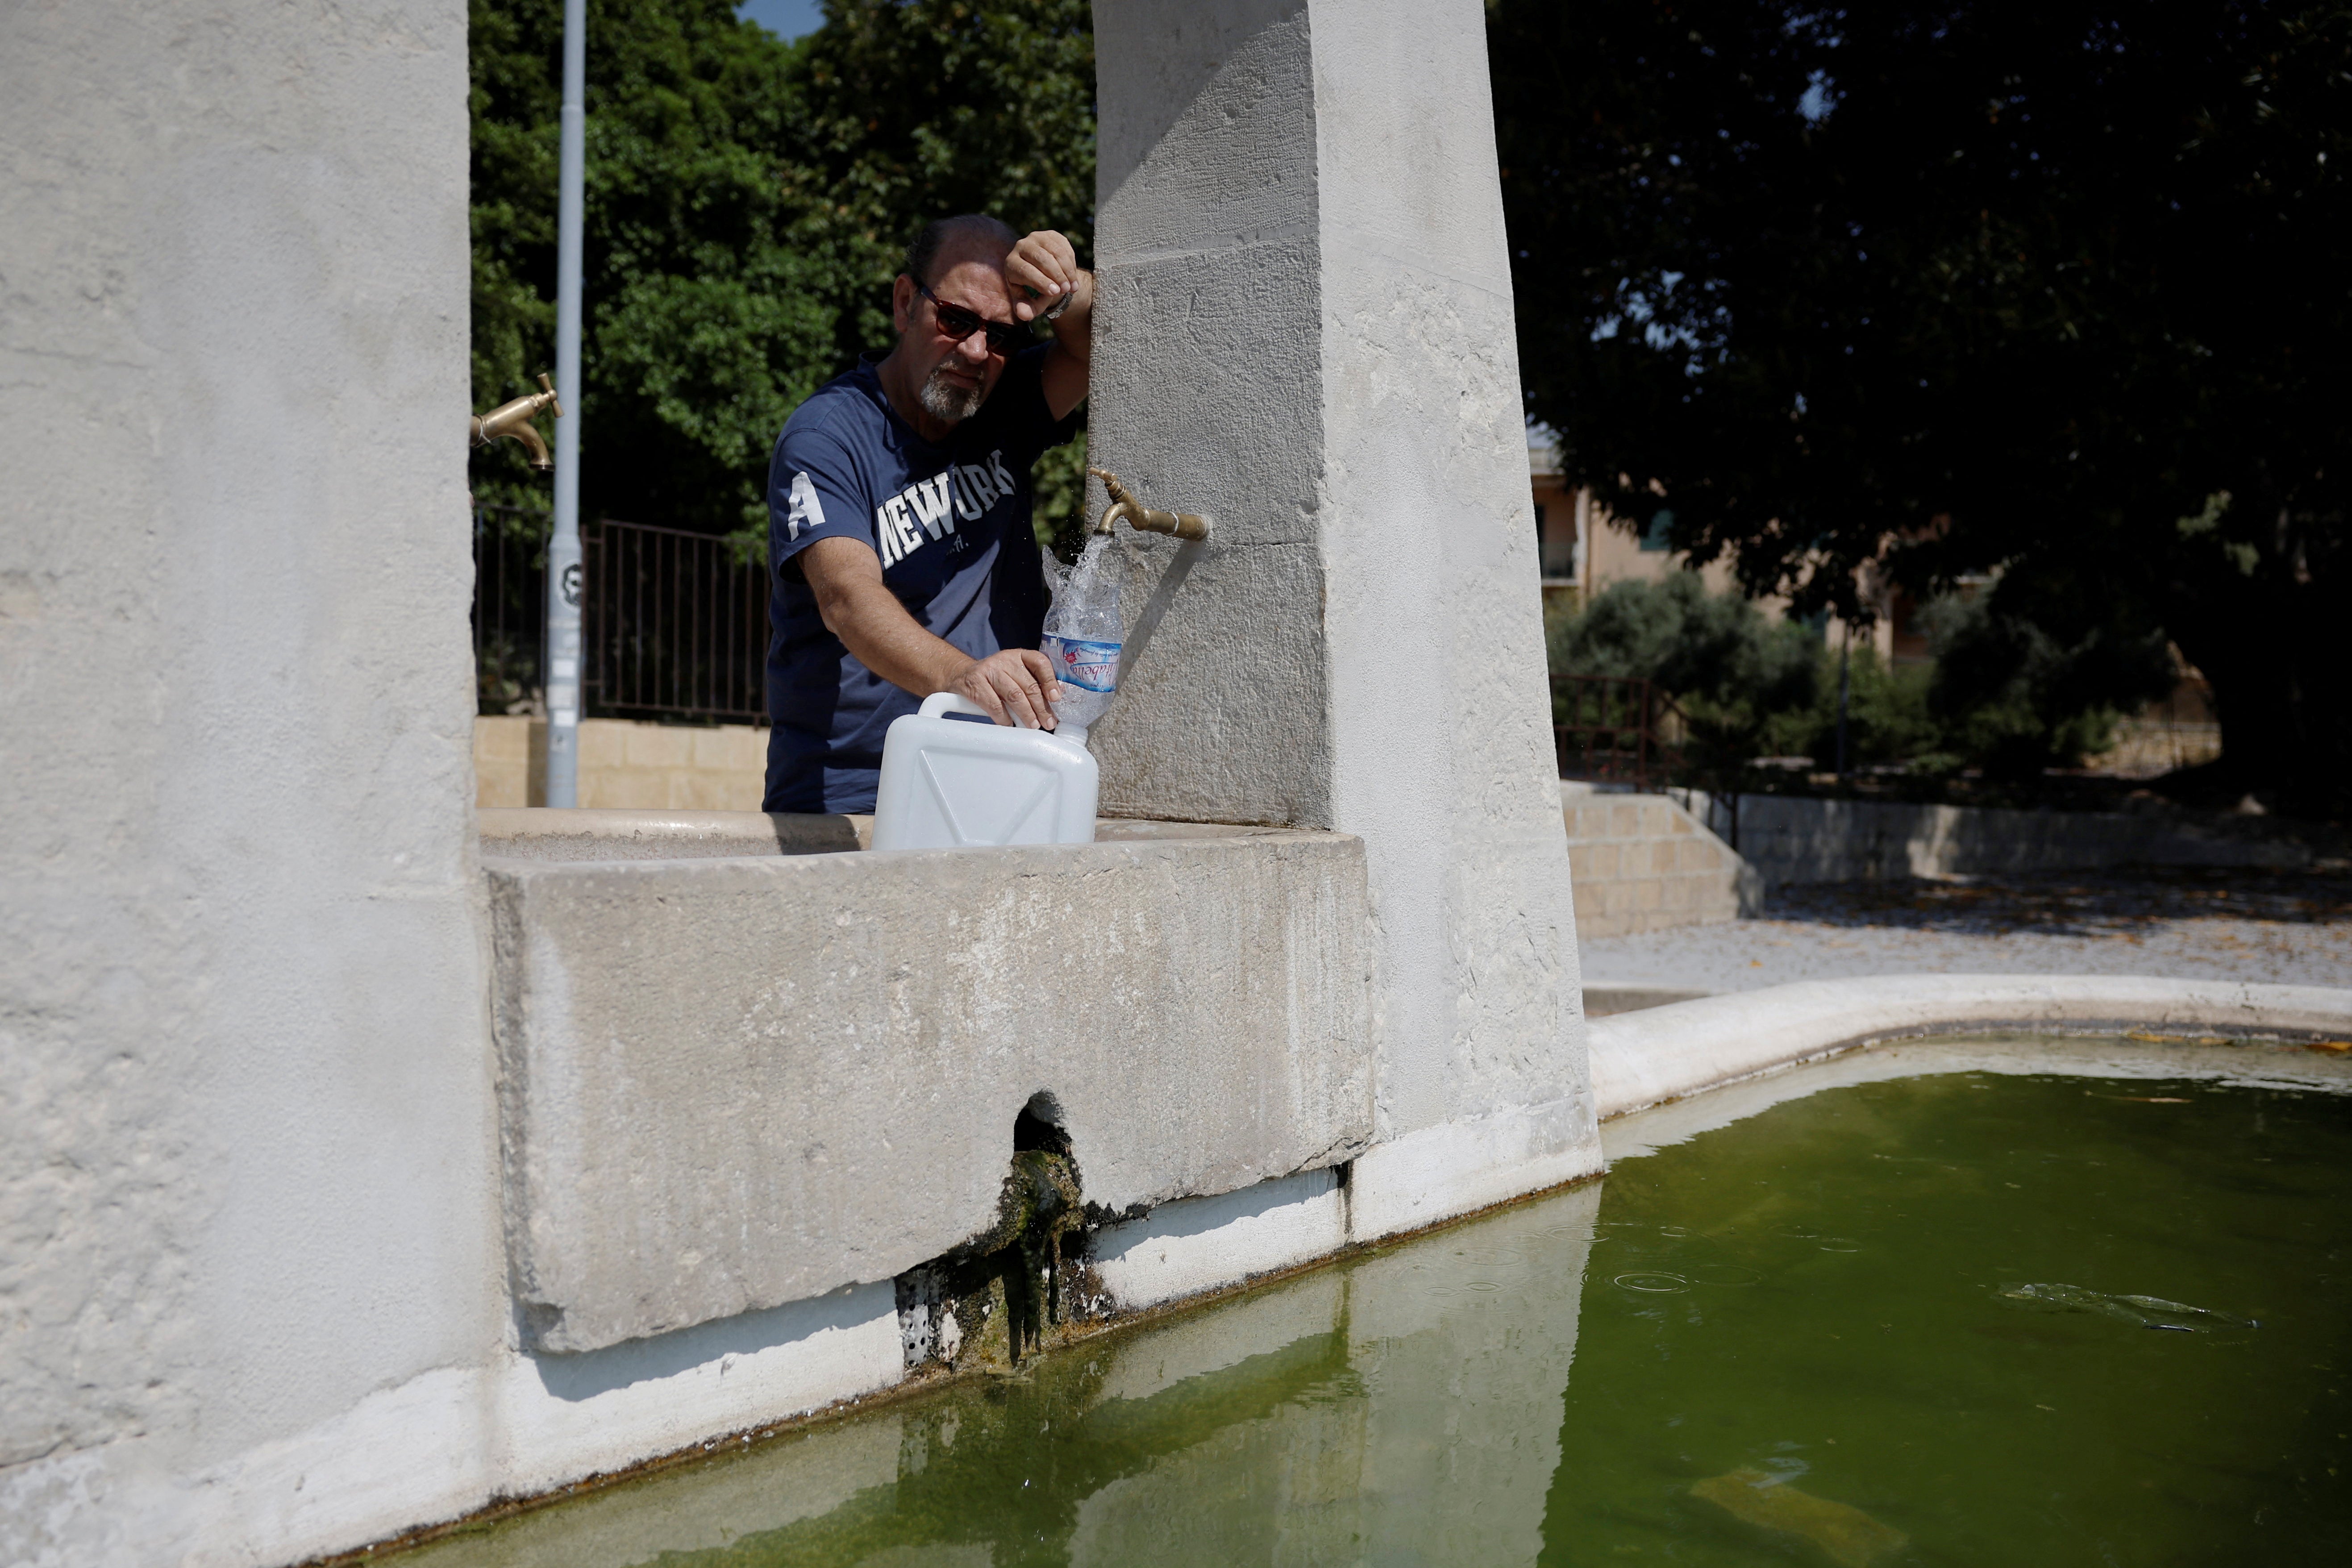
[1045, 635, 1120, 693]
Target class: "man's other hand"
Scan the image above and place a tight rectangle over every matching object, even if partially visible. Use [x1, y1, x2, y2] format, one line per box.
[1005, 231, 1088, 323]
[948, 649, 1062, 730]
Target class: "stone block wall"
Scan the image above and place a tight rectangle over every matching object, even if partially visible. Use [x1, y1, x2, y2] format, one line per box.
[1717, 792, 2315, 886]
[1091, 0, 1590, 1199]
[474, 715, 767, 810]
[1559, 786, 1753, 938]
[487, 828, 1374, 1353]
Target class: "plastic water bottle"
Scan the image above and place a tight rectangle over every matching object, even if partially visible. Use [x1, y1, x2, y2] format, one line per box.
[1042, 540, 1122, 743]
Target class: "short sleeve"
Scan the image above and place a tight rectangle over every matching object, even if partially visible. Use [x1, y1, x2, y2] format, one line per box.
[767, 425, 873, 570]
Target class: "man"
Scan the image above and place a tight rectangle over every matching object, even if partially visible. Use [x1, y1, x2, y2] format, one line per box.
[762, 215, 1092, 813]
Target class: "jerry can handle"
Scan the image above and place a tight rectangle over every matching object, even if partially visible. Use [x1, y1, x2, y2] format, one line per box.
[919, 691, 994, 720]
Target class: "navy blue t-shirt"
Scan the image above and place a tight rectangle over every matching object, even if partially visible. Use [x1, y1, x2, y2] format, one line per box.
[763, 346, 1078, 812]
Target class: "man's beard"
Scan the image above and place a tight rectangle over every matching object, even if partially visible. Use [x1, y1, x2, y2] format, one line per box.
[917, 363, 987, 425]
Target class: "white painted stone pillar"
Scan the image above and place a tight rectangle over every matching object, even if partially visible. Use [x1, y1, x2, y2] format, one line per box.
[0, 4, 495, 1560]
[1091, 0, 1595, 1227]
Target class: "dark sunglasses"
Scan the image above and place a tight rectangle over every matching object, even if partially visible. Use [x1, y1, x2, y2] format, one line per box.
[916, 281, 1031, 355]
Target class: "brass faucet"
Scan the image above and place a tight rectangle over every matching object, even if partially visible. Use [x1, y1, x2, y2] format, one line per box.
[1088, 467, 1210, 542]
[470, 373, 563, 471]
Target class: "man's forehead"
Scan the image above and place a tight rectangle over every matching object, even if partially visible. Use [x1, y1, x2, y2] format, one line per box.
[930, 250, 1015, 312]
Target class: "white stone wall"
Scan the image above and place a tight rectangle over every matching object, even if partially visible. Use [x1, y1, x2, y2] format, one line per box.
[1089, 0, 1592, 1219]
[488, 832, 1375, 1354]
[0, 0, 494, 1557]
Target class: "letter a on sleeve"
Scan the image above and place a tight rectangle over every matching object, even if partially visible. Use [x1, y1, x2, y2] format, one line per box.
[786, 470, 825, 541]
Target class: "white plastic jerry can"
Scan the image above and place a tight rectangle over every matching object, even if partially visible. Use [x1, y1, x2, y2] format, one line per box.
[868, 693, 1099, 852]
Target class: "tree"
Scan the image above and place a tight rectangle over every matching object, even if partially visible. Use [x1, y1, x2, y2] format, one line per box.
[1490, 0, 2350, 815]
[787, 0, 1098, 554]
[1549, 575, 1820, 776]
[469, 0, 1097, 547]
[471, 0, 833, 534]
[1549, 575, 2165, 780]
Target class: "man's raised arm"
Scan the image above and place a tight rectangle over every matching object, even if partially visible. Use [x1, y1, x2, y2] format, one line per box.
[1005, 230, 1092, 420]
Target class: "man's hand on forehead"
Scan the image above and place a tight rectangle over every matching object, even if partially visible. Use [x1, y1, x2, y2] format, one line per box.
[1004, 231, 1084, 323]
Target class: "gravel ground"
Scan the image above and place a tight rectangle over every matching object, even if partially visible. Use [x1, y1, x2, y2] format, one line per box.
[1579, 866, 2352, 993]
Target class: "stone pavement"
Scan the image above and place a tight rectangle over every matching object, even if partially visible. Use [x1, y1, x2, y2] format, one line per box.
[1580, 866, 2352, 995]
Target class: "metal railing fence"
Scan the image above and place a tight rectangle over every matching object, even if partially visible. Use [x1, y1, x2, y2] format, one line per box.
[581, 519, 769, 721]
[470, 510, 770, 724]
[473, 504, 548, 715]
[1552, 674, 1674, 790]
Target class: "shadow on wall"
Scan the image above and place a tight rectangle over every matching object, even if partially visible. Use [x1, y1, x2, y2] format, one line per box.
[533, 1282, 886, 1404]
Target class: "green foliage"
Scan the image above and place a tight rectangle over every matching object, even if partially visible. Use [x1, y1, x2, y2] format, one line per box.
[1812, 648, 1944, 774]
[470, 0, 824, 529]
[791, 0, 1097, 358]
[468, 0, 1096, 546]
[1490, 0, 2351, 814]
[1923, 590, 2177, 776]
[1549, 575, 1816, 710]
[1547, 574, 1820, 773]
[1549, 575, 2173, 779]
[1029, 432, 1091, 561]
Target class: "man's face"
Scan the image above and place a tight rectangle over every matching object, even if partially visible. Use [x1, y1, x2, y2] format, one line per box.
[891, 249, 1017, 427]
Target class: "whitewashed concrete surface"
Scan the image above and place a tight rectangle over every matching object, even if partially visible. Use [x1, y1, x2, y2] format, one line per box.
[328, 1398, 911, 1568]
[0, 1283, 901, 1568]
[479, 806, 866, 858]
[0, 2, 495, 1565]
[1093, 1169, 1345, 1309]
[475, 806, 1297, 860]
[0, 0, 1603, 1558]
[1346, 1094, 1602, 1241]
[1089, 0, 1591, 1239]
[1590, 974, 2352, 1121]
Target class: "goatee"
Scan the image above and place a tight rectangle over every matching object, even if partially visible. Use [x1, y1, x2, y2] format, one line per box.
[918, 365, 986, 424]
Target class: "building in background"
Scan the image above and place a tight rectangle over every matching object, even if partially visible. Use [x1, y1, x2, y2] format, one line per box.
[1531, 430, 2217, 775]
[1531, 426, 1918, 664]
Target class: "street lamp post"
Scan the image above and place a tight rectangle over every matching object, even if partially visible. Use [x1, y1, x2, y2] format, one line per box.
[545, 0, 587, 806]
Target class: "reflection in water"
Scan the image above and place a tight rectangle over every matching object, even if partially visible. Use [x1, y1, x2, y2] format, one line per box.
[1689, 1469, 1908, 1568]
[411, 1188, 1601, 1568]
[408, 1055, 2352, 1568]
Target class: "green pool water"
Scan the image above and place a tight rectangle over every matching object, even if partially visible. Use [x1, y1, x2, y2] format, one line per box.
[412, 1038, 2352, 1567]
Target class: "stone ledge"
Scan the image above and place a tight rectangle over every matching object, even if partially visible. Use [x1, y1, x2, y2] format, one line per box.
[1588, 974, 2352, 1121]
[478, 807, 1297, 861]
[479, 807, 866, 859]
[487, 829, 1376, 1353]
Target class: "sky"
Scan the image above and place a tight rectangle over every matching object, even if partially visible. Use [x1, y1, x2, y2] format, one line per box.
[737, 0, 823, 40]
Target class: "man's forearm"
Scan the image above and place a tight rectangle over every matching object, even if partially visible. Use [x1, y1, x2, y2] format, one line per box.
[1040, 271, 1093, 419]
[813, 563, 1061, 730]
[1051, 272, 1092, 365]
[820, 577, 970, 698]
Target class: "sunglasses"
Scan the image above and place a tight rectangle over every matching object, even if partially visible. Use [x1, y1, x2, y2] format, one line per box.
[916, 281, 1032, 355]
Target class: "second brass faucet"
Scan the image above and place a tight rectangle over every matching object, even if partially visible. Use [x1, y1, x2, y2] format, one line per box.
[471, 373, 564, 472]
[1088, 468, 1210, 542]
